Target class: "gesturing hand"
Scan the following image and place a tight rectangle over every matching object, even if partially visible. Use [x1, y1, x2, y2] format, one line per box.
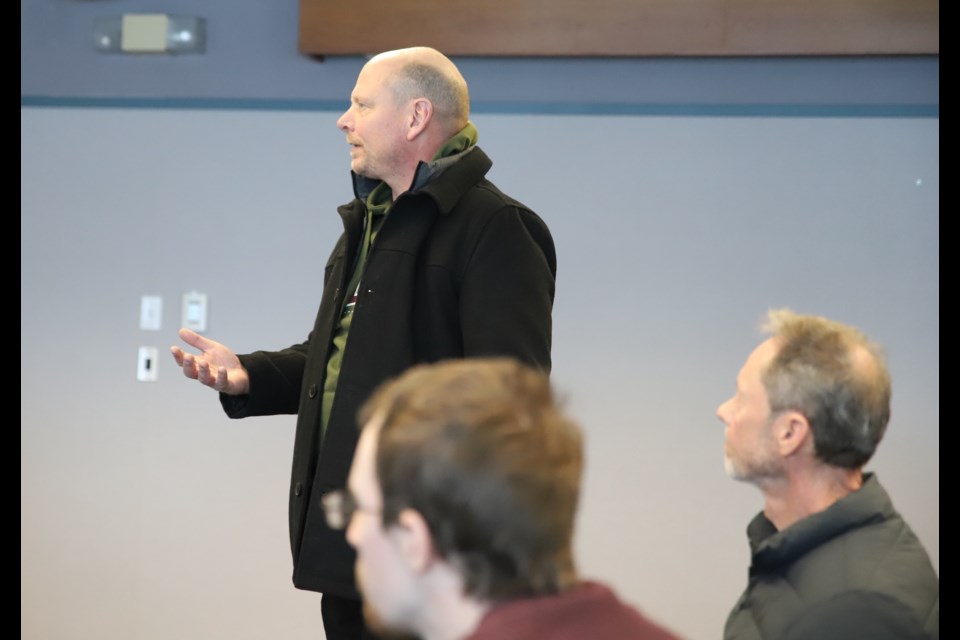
[170, 328, 250, 396]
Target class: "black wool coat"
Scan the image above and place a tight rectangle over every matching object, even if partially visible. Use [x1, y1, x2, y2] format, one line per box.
[221, 146, 557, 598]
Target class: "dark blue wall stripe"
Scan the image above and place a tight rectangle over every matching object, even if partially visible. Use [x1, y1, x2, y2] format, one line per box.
[20, 95, 939, 118]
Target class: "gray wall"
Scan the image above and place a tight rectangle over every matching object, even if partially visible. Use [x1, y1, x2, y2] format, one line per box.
[21, 106, 938, 640]
[22, 2, 938, 639]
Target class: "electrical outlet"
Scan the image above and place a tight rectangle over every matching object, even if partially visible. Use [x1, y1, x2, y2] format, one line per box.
[137, 346, 159, 382]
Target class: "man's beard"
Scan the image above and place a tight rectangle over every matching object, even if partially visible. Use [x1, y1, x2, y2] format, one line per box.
[724, 435, 782, 483]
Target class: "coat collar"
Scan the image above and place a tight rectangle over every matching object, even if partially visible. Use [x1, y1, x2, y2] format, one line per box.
[746, 473, 893, 573]
[349, 146, 492, 216]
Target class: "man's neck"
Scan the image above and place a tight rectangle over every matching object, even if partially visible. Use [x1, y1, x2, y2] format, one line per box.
[760, 466, 863, 531]
[419, 598, 489, 640]
[416, 564, 490, 640]
[388, 124, 472, 199]
[385, 158, 429, 201]
[385, 167, 417, 202]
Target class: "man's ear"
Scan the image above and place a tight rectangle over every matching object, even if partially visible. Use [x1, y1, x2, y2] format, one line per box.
[395, 508, 436, 573]
[406, 98, 434, 141]
[773, 410, 811, 458]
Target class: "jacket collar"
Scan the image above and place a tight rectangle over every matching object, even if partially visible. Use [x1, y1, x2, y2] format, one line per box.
[747, 473, 893, 573]
[349, 146, 492, 216]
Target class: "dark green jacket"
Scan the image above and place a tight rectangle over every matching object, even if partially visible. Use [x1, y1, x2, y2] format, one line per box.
[726, 474, 939, 640]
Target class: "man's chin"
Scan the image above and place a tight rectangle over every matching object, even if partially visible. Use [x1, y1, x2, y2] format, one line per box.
[724, 456, 749, 482]
[361, 601, 416, 640]
[350, 160, 375, 178]
[724, 462, 740, 481]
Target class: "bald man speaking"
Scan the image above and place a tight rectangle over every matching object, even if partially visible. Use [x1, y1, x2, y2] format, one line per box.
[171, 47, 557, 639]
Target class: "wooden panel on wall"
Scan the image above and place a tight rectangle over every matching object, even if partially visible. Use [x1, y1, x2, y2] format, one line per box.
[299, 0, 938, 57]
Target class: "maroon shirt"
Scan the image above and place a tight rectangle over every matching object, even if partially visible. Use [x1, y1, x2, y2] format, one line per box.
[465, 581, 682, 640]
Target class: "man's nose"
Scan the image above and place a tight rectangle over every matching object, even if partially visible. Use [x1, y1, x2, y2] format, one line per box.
[336, 109, 352, 132]
[345, 515, 360, 548]
[716, 399, 731, 425]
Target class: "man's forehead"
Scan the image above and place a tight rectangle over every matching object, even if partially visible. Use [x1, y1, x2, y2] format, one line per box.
[360, 55, 402, 80]
[740, 338, 779, 380]
[362, 410, 386, 437]
[349, 416, 384, 493]
[352, 59, 398, 97]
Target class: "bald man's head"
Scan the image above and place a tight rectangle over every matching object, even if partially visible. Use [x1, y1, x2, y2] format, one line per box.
[369, 47, 470, 135]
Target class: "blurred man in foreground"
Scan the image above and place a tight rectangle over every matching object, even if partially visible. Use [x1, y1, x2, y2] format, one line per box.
[324, 358, 680, 640]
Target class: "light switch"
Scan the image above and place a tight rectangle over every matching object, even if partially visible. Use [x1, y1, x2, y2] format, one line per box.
[137, 346, 159, 382]
[140, 295, 162, 330]
[182, 291, 207, 332]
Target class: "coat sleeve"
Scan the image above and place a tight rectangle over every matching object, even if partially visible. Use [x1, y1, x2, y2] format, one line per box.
[458, 205, 557, 372]
[219, 342, 311, 418]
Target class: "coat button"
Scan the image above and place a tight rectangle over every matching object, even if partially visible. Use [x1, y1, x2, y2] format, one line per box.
[294, 482, 303, 497]
[308, 383, 318, 399]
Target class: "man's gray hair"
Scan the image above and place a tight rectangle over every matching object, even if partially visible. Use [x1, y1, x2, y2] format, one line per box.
[389, 61, 469, 128]
[761, 308, 892, 469]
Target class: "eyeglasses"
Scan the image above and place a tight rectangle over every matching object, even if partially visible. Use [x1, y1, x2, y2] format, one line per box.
[321, 490, 381, 530]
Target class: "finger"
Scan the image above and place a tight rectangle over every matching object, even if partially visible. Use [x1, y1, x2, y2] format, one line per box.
[179, 327, 215, 353]
[197, 360, 219, 388]
[215, 366, 228, 392]
[180, 353, 200, 380]
[170, 346, 185, 366]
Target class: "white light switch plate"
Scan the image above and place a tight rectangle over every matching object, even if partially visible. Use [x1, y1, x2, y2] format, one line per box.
[140, 295, 162, 330]
[182, 291, 207, 332]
